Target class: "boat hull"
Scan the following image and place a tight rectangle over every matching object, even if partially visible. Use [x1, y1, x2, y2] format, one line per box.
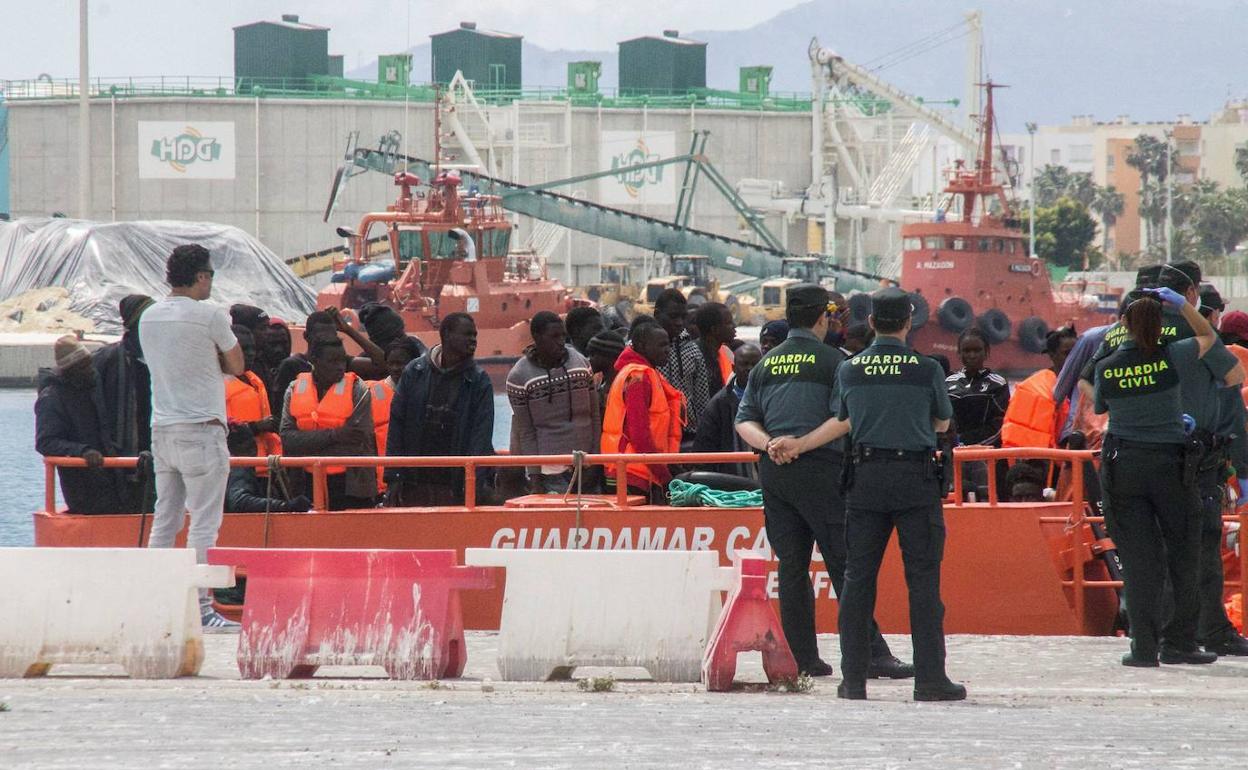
[32, 500, 1117, 636]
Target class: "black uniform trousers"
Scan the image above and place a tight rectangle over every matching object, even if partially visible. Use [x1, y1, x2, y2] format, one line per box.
[839, 457, 947, 685]
[1101, 440, 1201, 657]
[758, 451, 892, 668]
[1195, 463, 1236, 644]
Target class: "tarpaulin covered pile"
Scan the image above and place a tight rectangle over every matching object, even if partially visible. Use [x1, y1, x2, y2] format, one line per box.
[0, 218, 316, 333]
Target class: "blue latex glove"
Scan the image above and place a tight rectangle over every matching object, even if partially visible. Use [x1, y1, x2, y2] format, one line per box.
[1238, 478, 1248, 508]
[1148, 286, 1187, 308]
[1181, 414, 1196, 435]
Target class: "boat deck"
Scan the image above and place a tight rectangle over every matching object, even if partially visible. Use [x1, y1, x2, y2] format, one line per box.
[3, 632, 1246, 768]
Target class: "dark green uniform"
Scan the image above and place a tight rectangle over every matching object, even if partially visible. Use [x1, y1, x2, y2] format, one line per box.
[736, 321, 894, 670]
[1094, 338, 1204, 661]
[1085, 306, 1242, 647]
[834, 292, 955, 690]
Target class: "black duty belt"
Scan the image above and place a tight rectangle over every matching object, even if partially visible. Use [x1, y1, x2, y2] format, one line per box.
[853, 446, 934, 463]
[1104, 436, 1184, 453]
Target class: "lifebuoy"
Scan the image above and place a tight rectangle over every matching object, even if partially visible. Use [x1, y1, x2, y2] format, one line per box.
[848, 293, 873, 324]
[977, 308, 1012, 344]
[937, 297, 974, 333]
[909, 292, 930, 330]
[1018, 316, 1050, 354]
[1030, 260, 1044, 278]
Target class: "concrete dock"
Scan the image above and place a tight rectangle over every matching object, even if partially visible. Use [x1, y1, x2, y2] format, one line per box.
[3, 632, 1247, 768]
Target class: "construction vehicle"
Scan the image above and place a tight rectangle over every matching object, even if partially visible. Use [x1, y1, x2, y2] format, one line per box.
[576, 262, 640, 320]
[632, 254, 757, 325]
[751, 256, 826, 324]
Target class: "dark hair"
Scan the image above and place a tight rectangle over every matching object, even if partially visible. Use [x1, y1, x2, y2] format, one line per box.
[628, 314, 656, 340]
[439, 312, 474, 337]
[929, 353, 952, 376]
[230, 324, 254, 344]
[631, 320, 665, 348]
[1044, 325, 1077, 355]
[957, 327, 990, 352]
[872, 315, 906, 335]
[565, 306, 602, 339]
[692, 302, 729, 335]
[1157, 263, 1195, 294]
[845, 323, 875, 345]
[305, 310, 335, 330]
[654, 288, 687, 315]
[308, 337, 346, 362]
[1005, 461, 1046, 496]
[385, 336, 422, 361]
[165, 244, 211, 288]
[786, 303, 823, 329]
[1122, 297, 1164, 358]
[529, 310, 562, 339]
[226, 423, 257, 457]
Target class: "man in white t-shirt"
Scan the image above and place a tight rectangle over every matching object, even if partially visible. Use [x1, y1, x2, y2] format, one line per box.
[139, 244, 245, 632]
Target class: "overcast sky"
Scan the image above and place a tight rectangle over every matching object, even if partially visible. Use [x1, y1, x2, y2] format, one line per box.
[0, 0, 807, 78]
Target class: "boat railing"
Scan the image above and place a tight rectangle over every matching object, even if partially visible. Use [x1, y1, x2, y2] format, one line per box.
[949, 445, 1248, 632]
[41, 451, 758, 513]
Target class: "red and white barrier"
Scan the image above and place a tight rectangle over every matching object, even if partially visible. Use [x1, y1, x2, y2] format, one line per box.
[702, 553, 799, 691]
[208, 548, 492, 679]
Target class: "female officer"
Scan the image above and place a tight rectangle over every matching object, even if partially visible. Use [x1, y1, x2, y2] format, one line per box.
[1094, 286, 1219, 667]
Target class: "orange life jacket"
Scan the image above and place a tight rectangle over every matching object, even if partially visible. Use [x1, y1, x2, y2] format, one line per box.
[289, 371, 359, 475]
[1227, 345, 1248, 409]
[367, 378, 395, 491]
[225, 371, 282, 472]
[601, 361, 686, 488]
[1001, 369, 1066, 449]
[716, 345, 732, 388]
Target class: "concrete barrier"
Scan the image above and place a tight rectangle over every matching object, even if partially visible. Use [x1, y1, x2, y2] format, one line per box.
[465, 548, 734, 681]
[0, 547, 232, 678]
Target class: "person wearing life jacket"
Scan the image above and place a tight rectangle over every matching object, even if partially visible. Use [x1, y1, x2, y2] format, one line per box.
[279, 337, 376, 511]
[365, 337, 422, 493]
[693, 302, 737, 398]
[1002, 326, 1078, 450]
[601, 321, 685, 502]
[225, 325, 282, 473]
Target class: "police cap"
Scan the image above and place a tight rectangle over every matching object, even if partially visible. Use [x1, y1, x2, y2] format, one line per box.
[786, 283, 830, 312]
[1135, 264, 1162, 288]
[871, 286, 913, 322]
[1200, 283, 1225, 312]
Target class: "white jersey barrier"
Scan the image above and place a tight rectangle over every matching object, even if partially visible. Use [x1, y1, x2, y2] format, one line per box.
[465, 548, 734, 681]
[0, 547, 233, 678]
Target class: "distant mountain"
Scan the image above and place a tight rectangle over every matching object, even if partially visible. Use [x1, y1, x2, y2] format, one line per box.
[349, 0, 1248, 130]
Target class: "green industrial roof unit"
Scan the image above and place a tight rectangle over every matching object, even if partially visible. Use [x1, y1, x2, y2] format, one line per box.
[740, 66, 772, 97]
[618, 30, 706, 96]
[431, 21, 522, 90]
[378, 54, 413, 86]
[568, 61, 601, 94]
[234, 14, 331, 91]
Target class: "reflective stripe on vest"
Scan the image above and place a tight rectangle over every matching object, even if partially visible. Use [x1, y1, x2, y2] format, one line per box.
[289, 371, 358, 475]
[600, 362, 686, 488]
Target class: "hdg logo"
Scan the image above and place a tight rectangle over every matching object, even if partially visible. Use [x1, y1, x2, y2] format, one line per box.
[610, 139, 664, 199]
[150, 126, 221, 173]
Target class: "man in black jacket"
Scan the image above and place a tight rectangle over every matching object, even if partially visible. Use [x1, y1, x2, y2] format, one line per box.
[693, 343, 762, 479]
[36, 335, 126, 514]
[386, 313, 495, 506]
[224, 425, 310, 513]
[93, 294, 154, 509]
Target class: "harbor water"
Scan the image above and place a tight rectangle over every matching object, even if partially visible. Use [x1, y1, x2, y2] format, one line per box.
[0, 390, 514, 547]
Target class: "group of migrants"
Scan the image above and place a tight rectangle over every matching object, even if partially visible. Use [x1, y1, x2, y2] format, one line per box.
[33, 244, 1248, 671]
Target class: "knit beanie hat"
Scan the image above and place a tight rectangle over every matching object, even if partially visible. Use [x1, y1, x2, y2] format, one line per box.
[229, 303, 270, 329]
[119, 294, 154, 331]
[587, 329, 626, 357]
[54, 334, 90, 373]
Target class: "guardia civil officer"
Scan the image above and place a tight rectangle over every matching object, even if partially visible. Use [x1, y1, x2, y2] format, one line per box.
[807, 286, 966, 701]
[735, 284, 912, 680]
[1095, 287, 1223, 667]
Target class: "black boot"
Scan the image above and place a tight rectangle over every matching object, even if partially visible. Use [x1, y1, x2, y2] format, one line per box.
[1204, 633, 1248, 656]
[1160, 645, 1217, 665]
[799, 659, 835, 677]
[837, 680, 866, 700]
[913, 679, 967, 702]
[867, 655, 915, 679]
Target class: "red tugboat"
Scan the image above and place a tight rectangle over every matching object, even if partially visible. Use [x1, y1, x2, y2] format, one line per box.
[317, 169, 570, 367]
[899, 83, 1120, 375]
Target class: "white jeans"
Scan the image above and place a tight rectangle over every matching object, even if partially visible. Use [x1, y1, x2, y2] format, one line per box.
[148, 422, 229, 610]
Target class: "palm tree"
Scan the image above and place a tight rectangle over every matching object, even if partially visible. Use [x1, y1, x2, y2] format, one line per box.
[1090, 185, 1125, 263]
[1126, 134, 1172, 248]
[1033, 165, 1071, 208]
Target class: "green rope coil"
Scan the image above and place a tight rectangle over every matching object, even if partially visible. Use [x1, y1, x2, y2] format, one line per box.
[667, 479, 763, 508]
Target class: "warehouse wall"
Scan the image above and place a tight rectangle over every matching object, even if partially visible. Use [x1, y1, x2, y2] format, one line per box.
[7, 97, 811, 285]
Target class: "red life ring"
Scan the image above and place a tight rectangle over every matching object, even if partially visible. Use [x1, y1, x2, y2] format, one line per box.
[1030, 260, 1044, 278]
